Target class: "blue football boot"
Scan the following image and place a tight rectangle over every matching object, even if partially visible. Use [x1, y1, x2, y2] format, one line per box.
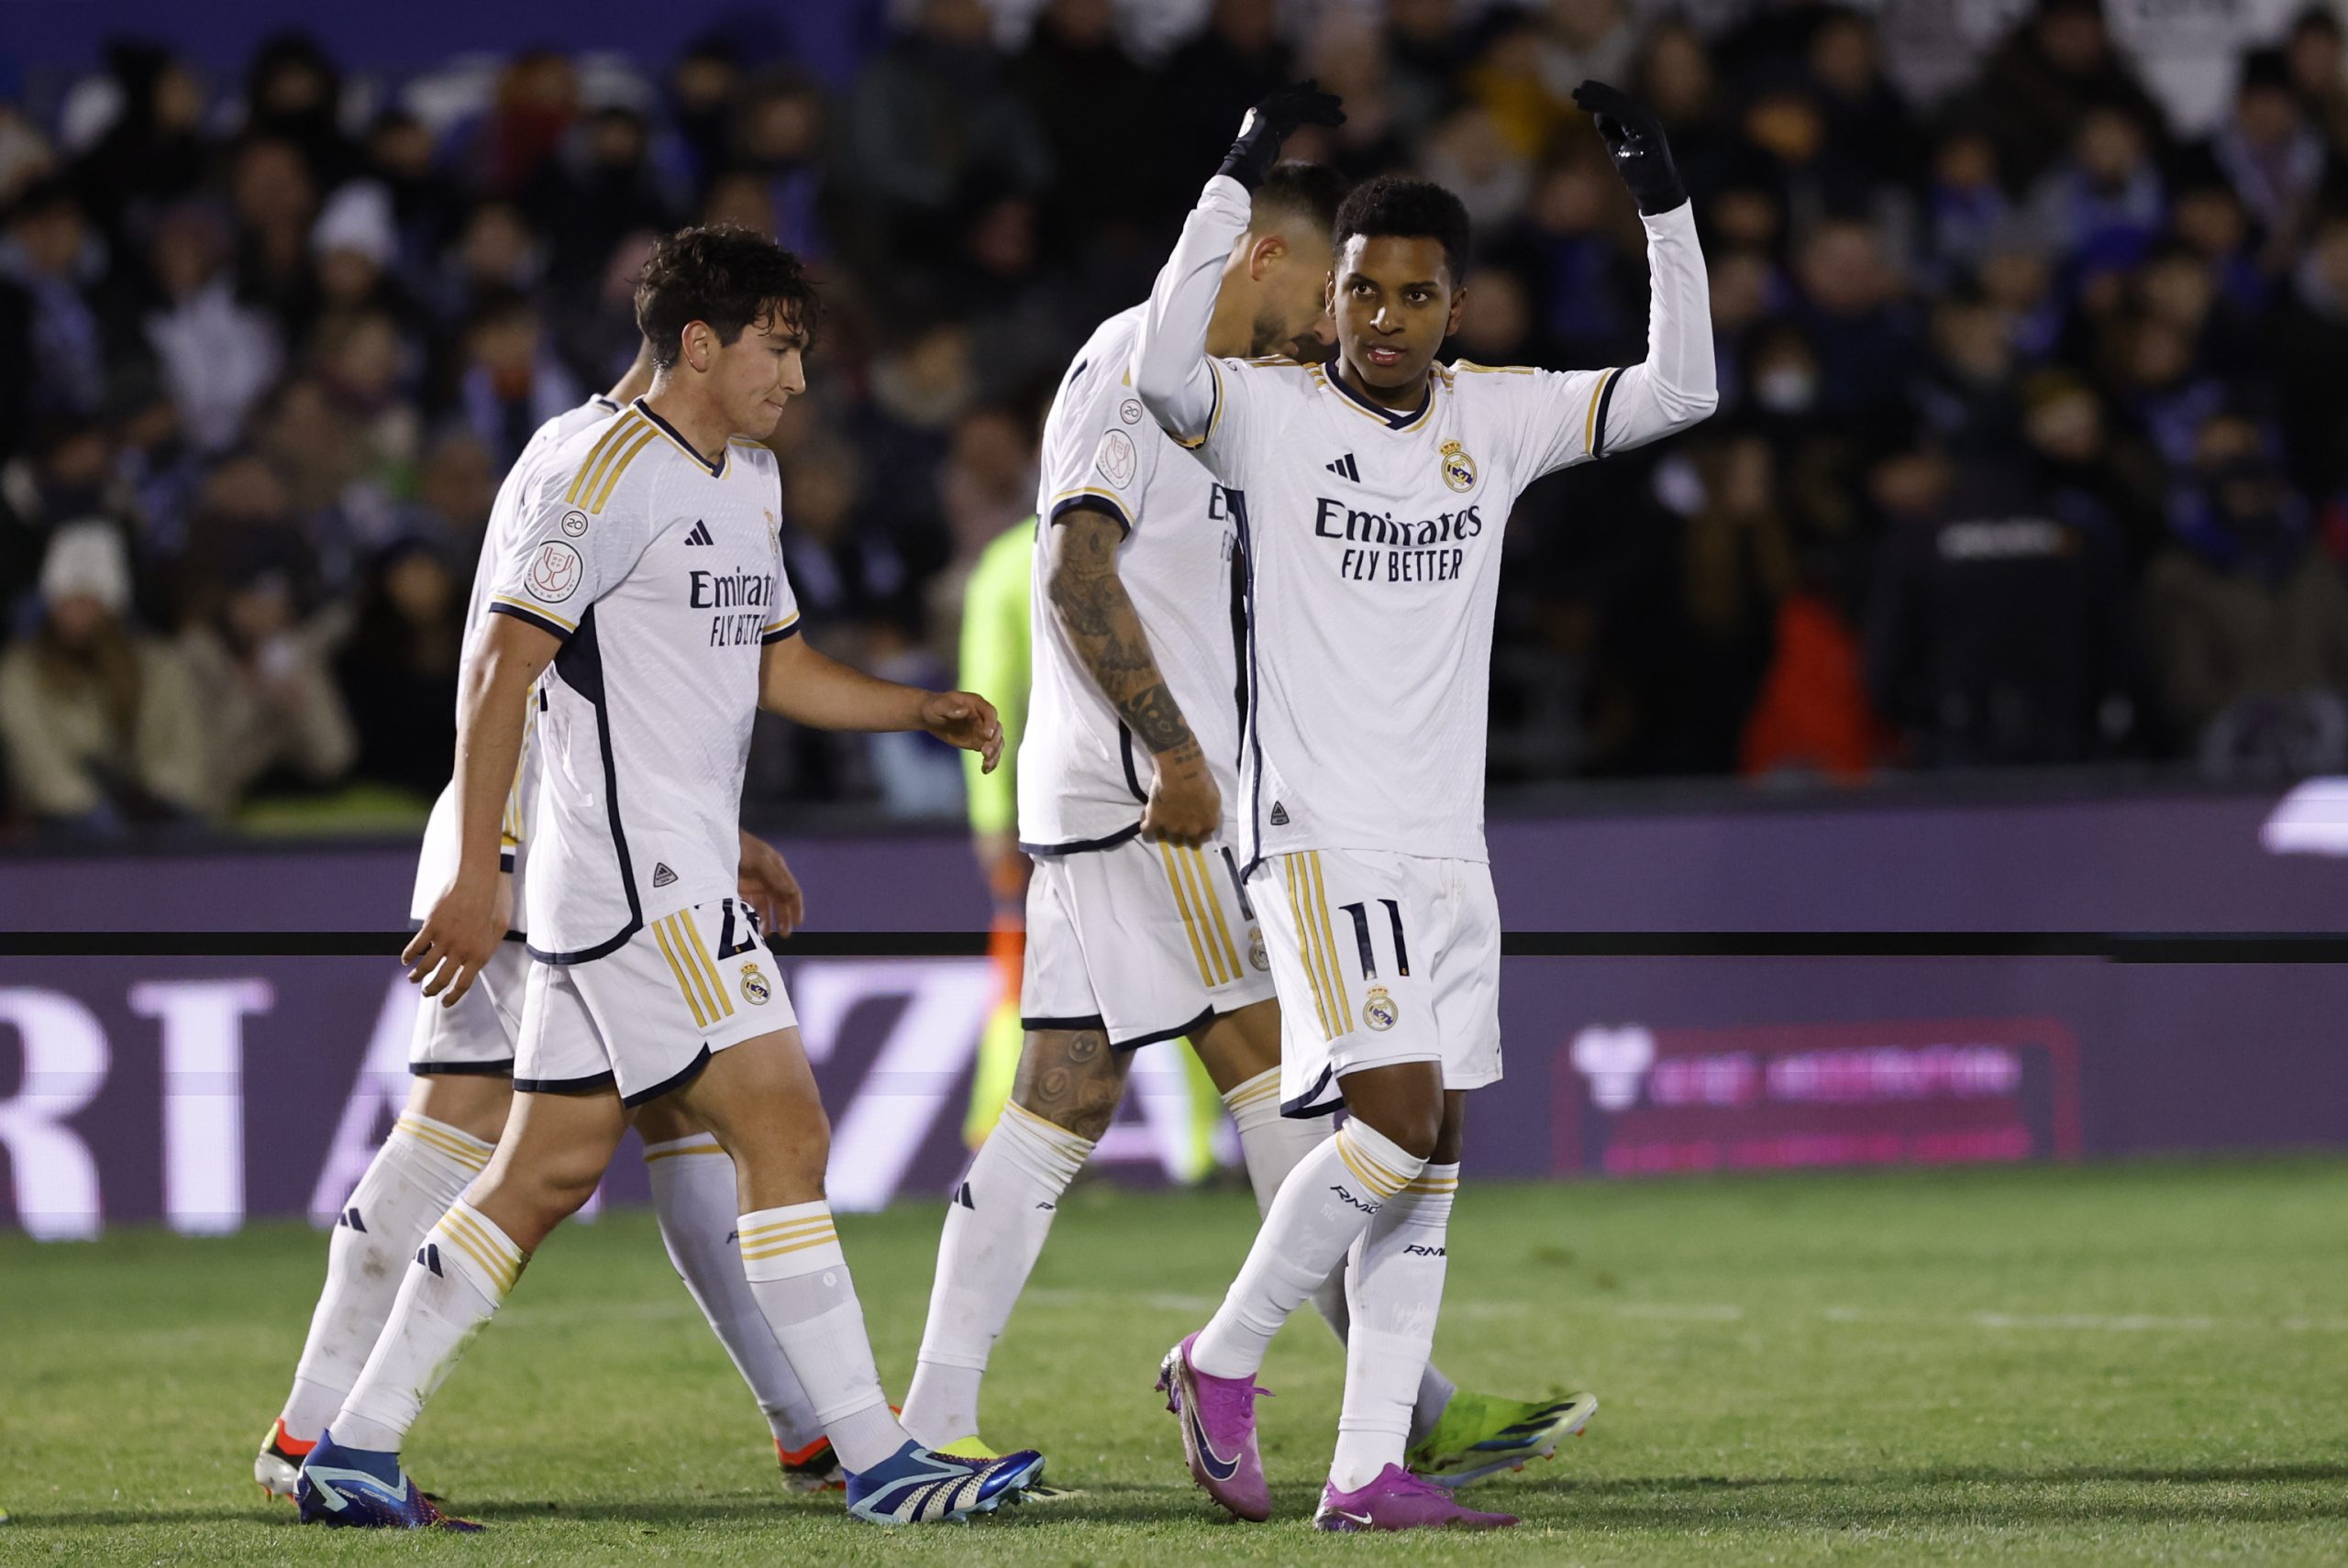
[843, 1440, 1045, 1525]
[294, 1432, 482, 1530]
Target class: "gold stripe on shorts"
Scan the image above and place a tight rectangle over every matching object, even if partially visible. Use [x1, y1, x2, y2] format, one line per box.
[679, 911, 736, 1019]
[1308, 852, 1353, 1033]
[1280, 856, 1335, 1039]
[1160, 842, 1222, 987]
[653, 915, 710, 1028]
[1191, 846, 1244, 979]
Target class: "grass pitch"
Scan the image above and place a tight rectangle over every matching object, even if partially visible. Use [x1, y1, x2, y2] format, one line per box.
[5, 1159, 2345, 1565]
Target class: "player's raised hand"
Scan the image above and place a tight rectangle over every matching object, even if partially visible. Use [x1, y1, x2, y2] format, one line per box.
[737, 830, 804, 939]
[402, 869, 508, 1007]
[922, 690, 1005, 773]
[1142, 741, 1222, 849]
[1219, 80, 1346, 189]
[1572, 81, 1687, 216]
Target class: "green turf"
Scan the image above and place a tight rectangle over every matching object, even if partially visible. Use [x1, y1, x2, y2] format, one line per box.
[5, 1159, 2346, 1564]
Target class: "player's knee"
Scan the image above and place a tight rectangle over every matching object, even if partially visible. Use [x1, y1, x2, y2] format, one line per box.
[1352, 1098, 1442, 1161]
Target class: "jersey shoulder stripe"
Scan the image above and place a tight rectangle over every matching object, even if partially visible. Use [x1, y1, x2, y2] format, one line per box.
[565, 413, 655, 512]
[1450, 359, 1536, 374]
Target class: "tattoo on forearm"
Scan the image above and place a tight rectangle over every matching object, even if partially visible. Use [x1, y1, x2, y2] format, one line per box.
[1048, 515, 1196, 756]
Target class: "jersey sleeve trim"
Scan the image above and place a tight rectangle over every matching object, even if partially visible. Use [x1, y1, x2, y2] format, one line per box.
[760, 613, 803, 644]
[1170, 358, 1224, 451]
[488, 597, 576, 638]
[1047, 488, 1135, 535]
[1583, 367, 1625, 457]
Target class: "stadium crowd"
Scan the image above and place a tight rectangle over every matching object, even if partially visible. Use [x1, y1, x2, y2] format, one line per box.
[6, 0, 2348, 840]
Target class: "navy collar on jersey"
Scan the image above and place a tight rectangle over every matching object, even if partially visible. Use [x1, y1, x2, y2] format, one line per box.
[590, 393, 620, 412]
[630, 396, 725, 479]
[1324, 360, 1434, 430]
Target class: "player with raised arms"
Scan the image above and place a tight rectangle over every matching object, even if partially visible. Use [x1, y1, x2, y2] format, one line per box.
[899, 160, 1596, 1496]
[294, 226, 1047, 1528]
[256, 341, 850, 1499]
[1134, 83, 1716, 1530]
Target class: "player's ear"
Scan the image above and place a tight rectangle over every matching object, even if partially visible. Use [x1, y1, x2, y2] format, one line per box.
[683, 321, 712, 372]
[1250, 232, 1285, 281]
[1446, 286, 1468, 339]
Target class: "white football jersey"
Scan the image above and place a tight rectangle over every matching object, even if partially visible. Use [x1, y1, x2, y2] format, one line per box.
[1017, 305, 1247, 851]
[410, 394, 623, 932]
[1134, 176, 1716, 871]
[486, 397, 798, 961]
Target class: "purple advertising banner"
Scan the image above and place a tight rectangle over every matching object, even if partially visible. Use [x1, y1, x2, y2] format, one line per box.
[5, 783, 2346, 1235]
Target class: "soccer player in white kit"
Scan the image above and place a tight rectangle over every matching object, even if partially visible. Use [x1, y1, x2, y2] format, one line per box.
[1135, 83, 1716, 1530]
[899, 162, 1595, 1496]
[255, 345, 844, 1498]
[294, 226, 1047, 1529]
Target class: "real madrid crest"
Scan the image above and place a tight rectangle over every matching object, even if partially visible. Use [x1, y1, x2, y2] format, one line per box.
[740, 963, 772, 1006]
[1248, 926, 1269, 972]
[1439, 439, 1477, 493]
[1363, 985, 1400, 1032]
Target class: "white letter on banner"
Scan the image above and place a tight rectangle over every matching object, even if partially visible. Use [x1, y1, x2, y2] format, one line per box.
[132, 979, 272, 1235]
[309, 970, 419, 1225]
[0, 988, 110, 1240]
[793, 959, 996, 1211]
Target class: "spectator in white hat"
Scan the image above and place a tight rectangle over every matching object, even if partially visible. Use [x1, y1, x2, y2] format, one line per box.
[0, 519, 205, 831]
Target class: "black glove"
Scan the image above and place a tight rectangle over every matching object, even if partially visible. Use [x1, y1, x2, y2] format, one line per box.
[1217, 81, 1346, 190]
[1572, 80, 1687, 216]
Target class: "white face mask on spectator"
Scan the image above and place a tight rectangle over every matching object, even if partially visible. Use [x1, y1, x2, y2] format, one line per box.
[1754, 365, 1817, 414]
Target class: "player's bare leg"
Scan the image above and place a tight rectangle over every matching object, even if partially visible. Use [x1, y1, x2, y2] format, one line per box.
[256, 1074, 511, 1496]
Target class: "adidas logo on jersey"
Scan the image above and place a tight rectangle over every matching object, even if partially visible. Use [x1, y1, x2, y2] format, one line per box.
[682, 519, 715, 547]
[1324, 452, 1361, 482]
[1269, 801, 1290, 825]
[652, 862, 678, 888]
[955, 1181, 976, 1210]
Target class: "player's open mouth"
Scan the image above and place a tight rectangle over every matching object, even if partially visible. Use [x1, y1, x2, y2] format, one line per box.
[1365, 345, 1403, 368]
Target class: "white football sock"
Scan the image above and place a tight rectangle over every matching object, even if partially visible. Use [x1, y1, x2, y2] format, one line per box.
[279, 1113, 492, 1442]
[331, 1198, 525, 1453]
[737, 1202, 907, 1473]
[1191, 1120, 1425, 1380]
[645, 1135, 823, 1452]
[901, 1101, 1093, 1447]
[1217, 1077, 1463, 1442]
[1330, 1165, 1456, 1490]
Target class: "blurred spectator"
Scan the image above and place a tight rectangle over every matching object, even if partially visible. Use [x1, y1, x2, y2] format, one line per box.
[143, 200, 283, 453]
[336, 539, 463, 796]
[69, 42, 208, 239]
[242, 33, 361, 191]
[1865, 446, 2133, 767]
[2210, 50, 2332, 259]
[1960, 0, 2164, 191]
[227, 136, 322, 335]
[847, 0, 1051, 265]
[0, 521, 205, 833]
[0, 175, 109, 422]
[1015, 0, 1168, 244]
[176, 549, 356, 814]
[449, 290, 581, 469]
[2143, 413, 2348, 770]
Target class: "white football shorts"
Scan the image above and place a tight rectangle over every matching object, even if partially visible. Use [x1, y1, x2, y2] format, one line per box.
[515, 898, 796, 1105]
[1253, 847, 1502, 1118]
[409, 937, 527, 1074]
[1022, 831, 1277, 1049]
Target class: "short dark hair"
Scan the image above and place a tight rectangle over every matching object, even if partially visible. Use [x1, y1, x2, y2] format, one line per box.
[1253, 160, 1350, 246]
[1334, 175, 1471, 288]
[634, 225, 820, 370]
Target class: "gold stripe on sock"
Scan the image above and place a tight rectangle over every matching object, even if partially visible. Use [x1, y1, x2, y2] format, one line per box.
[739, 1229, 838, 1262]
[1333, 1136, 1388, 1197]
[435, 1209, 521, 1295]
[393, 1116, 492, 1172]
[1340, 1132, 1414, 1197]
[737, 1214, 837, 1244]
[1003, 1099, 1094, 1154]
